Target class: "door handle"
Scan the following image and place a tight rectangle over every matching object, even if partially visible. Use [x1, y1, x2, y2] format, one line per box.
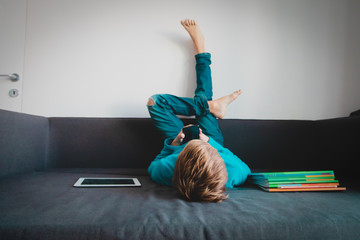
[0, 73, 19, 82]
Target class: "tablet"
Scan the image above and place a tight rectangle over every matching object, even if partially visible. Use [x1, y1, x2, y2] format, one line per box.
[73, 177, 141, 187]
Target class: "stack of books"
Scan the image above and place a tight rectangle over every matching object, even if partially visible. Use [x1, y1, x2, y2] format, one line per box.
[249, 170, 346, 192]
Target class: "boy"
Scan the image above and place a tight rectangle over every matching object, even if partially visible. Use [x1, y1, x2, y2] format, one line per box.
[147, 19, 251, 202]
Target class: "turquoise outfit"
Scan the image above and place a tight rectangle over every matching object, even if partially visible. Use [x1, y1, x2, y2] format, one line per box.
[147, 53, 251, 188]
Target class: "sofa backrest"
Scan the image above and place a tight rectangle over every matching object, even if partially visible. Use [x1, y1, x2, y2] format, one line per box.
[47, 117, 163, 169]
[219, 117, 360, 177]
[1, 109, 359, 178]
[0, 109, 48, 177]
[220, 119, 317, 170]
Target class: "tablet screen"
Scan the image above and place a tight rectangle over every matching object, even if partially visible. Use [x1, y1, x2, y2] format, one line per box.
[82, 178, 134, 185]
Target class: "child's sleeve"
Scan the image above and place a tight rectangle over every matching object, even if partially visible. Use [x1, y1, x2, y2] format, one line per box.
[208, 137, 251, 188]
[147, 138, 182, 186]
[148, 154, 177, 186]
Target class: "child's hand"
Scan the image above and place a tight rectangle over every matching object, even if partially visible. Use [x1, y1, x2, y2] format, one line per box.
[170, 130, 185, 146]
[199, 128, 210, 143]
[170, 125, 209, 146]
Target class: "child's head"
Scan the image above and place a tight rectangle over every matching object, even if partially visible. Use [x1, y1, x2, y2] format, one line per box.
[173, 140, 228, 202]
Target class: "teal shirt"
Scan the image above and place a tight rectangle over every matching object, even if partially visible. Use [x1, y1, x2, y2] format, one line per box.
[148, 137, 251, 188]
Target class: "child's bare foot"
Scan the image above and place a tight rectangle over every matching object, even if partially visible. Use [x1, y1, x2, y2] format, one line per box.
[181, 19, 205, 54]
[208, 90, 242, 119]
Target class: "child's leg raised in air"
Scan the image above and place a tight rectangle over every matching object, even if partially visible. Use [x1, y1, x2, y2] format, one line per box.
[181, 19, 212, 99]
[181, 19, 205, 54]
[181, 19, 220, 144]
[181, 19, 243, 144]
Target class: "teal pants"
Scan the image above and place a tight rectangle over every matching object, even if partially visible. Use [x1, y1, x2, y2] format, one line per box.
[147, 52, 224, 146]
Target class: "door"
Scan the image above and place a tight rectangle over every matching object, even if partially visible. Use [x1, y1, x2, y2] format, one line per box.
[0, 0, 27, 112]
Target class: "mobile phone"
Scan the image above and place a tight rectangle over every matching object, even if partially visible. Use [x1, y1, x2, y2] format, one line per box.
[182, 125, 200, 143]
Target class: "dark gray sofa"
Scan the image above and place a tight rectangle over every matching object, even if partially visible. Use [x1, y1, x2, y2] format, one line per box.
[1, 108, 359, 240]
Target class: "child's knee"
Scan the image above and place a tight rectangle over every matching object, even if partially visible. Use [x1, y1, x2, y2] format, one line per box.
[147, 94, 163, 106]
[147, 97, 155, 106]
[147, 94, 166, 107]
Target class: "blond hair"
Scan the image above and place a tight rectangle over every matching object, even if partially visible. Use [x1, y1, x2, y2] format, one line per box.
[173, 140, 228, 202]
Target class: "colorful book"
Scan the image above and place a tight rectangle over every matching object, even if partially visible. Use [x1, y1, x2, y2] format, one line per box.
[250, 170, 334, 178]
[249, 170, 346, 192]
[260, 186, 346, 192]
[251, 179, 339, 188]
[252, 176, 335, 182]
[278, 183, 340, 188]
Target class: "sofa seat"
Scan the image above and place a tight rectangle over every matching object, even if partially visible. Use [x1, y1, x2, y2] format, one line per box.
[1, 168, 359, 240]
[1, 109, 360, 239]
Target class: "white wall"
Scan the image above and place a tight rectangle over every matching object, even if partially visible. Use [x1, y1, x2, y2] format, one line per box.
[0, 0, 26, 112]
[20, 0, 360, 119]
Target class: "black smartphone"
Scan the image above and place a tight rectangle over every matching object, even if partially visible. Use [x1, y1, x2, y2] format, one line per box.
[182, 125, 200, 144]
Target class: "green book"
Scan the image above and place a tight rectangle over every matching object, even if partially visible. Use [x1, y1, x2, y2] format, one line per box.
[250, 170, 334, 178]
[264, 176, 335, 182]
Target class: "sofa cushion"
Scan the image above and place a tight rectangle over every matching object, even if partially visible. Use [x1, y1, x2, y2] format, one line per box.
[0, 169, 359, 240]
